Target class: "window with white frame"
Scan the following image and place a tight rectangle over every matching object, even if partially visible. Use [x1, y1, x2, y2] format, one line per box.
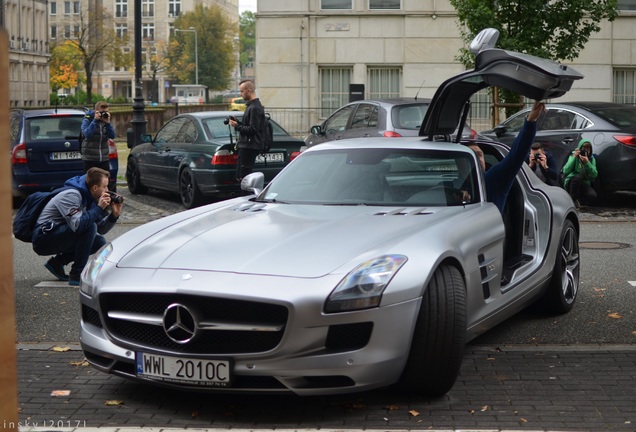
[116, 23, 128, 40]
[116, 0, 128, 17]
[50, 2, 56, 15]
[321, 0, 352, 10]
[617, 0, 636, 10]
[64, 25, 71, 38]
[614, 69, 636, 104]
[168, 0, 181, 17]
[73, 1, 80, 14]
[74, 25, 80, 37]
[367, 67, 401, 99]
[320, 67, 352, 117]
[369, 0, 400, 9]
[142, 23, 155, 40]
[142, 0, 154, 17]
[50, 25, 57, 38]
[64, 1, 70, 14]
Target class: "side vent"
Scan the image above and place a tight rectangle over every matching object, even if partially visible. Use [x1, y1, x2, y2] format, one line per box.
[374, 208, 433, 216]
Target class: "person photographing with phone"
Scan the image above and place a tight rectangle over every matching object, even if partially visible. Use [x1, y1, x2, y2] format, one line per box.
[562, 139, 598, 207]
[81, 101, 116, 186]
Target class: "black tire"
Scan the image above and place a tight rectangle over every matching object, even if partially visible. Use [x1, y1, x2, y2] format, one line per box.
[126, 158, 148, 195]
[179, 167, 203, 209]
[398, 264, 467, 397]
[540, 219, 580, 314]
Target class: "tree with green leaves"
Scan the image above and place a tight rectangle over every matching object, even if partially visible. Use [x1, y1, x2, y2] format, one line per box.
[61, 4, 131, 103]
[239, 11, 256, 77]
[450, 0, 618, 113]
[168, 4, 235, 91]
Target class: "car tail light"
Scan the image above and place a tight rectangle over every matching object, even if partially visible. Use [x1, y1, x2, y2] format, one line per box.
[290, 151, 301, 161]
[107, 139, 118, 160]
[469, 128, 477, 139]
[12, 143, 28, 164]
[383, 131, 402, 138]
[613, 135, 636, 148]
[212, 150, 238, 165]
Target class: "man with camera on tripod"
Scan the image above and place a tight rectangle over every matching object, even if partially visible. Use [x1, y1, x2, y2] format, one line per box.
[81, 101, 116, 185]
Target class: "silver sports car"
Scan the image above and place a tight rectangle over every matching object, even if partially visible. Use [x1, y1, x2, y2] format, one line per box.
[80, 30, 583, 397]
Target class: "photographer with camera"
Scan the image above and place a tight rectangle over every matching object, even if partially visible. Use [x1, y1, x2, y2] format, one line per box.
[33, 168, 124, 286]
[81, 101, 116, 188]
[228, 79, 265, 181]
[562, 139, 598, 207]
[527, 142, 559, 186]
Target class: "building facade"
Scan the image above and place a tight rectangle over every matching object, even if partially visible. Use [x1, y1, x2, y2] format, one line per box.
[4, 0, 51, 107]
[254, 0, 636, 132]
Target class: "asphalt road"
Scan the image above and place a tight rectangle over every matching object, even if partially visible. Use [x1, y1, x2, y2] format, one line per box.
[11, 187, 636, 345]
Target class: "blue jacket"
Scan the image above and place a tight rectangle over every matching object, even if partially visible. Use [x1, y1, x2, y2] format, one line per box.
[81, 110, 116, 163]
[485, 119, 538, 214]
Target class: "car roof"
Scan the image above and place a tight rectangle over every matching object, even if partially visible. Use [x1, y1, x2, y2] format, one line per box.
[346, 98, 432, 107]
[421, 28, 584, 139]
[13, 108, 86, 117]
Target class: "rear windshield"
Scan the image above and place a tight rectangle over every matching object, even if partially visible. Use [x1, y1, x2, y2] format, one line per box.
[590, 106, 636, 128]
[26, 116, 83, 141]
[391, 103, 429, 130]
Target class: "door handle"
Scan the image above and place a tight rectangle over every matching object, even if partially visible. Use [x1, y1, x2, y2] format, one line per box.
[562, 137, 575, 144]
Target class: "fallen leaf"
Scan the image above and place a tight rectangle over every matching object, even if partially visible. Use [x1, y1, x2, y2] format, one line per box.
[69, 359, 90, 367]
[468, 409, 475, 414]
[481, 405, 489, 411]
[608, 312, 623, 319]
[520, 417, 528, 423]
[594, 288, 606, 292]
[104, 400, 124, 406]
[486, 357, 496, 361]
[52, 346, 71, 352]
[384, 404, 400, 410]
[632, 331, 636, 336]
[409, 410, 420, 417]
[51, 390, 71, 397]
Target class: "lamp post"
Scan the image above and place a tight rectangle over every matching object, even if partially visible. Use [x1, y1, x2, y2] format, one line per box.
[128, 0, 147, 148]
[175, 27, 198, 85]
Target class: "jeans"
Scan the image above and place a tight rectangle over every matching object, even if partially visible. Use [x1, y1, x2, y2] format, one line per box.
[566, 174, 597, 205]
[32, 221, 106, 276]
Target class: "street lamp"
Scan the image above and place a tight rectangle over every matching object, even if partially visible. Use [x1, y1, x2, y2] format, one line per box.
[175, 27, 198, 85]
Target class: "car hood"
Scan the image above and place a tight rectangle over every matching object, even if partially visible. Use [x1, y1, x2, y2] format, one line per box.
[421, 28, 584, 138]
[116, 203, 462, 278]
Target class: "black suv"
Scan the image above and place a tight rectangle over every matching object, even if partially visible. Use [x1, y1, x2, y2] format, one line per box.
[10, 108, 119, 204]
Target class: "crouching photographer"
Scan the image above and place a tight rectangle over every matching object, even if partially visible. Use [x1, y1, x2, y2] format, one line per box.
[562, 139, 599, 207]
[33, 168, 124, 286]
[81, 101, 116, 189]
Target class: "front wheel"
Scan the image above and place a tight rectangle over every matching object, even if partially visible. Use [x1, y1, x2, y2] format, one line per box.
[179, 167, 203, 209]
[540, 219, 579, 314]
[398, 264, 467, 397]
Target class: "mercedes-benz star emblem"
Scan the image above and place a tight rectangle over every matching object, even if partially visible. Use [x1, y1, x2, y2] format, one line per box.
[163, 303, 197, 344]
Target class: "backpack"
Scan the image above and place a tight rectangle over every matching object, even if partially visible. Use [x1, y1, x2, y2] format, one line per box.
[261, 112, 273, 155]
[12, 186, 73, 243]
[78, 111, 92, 154]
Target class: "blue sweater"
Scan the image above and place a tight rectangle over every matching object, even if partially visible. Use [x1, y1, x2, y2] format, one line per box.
[485, 119, 538, 214]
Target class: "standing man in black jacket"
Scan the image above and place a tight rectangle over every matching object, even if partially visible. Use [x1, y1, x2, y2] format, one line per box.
[228, 79, 265, 181]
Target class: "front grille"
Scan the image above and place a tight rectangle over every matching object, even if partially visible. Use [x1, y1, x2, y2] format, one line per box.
[82, 304, 103, 328]
[325, 322, 373, 351]
[100, 293, 288, 354]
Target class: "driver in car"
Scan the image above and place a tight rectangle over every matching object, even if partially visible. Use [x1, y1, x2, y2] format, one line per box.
[466, 100, 546, 214]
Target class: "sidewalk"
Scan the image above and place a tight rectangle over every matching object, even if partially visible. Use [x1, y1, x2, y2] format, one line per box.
[16, 343, 636, 432]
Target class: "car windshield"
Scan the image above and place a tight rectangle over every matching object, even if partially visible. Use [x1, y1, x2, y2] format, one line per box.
[258, 148, 480, 206]
[26, 116, 83, 141]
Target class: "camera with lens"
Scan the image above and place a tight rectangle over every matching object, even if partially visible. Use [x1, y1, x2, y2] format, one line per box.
[100, 111, 110, 120]
[580, 149, 588, 157]
[107, 191, 123, 204]
[223, 115, 236, 125]
[533, 153, 541, 160]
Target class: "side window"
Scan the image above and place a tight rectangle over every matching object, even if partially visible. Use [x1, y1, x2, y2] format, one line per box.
[154, 117, 186, 143]
[502, 110, 528, 134]
[175, 119, 197, 143]
[324, 105, 354, 135]
[350, 104, 377, 129]
[541, 109, 576, 130]
[571, 114, 591, 130]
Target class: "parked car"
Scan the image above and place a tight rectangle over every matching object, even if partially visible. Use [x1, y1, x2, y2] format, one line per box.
[480, 102, 636, 195]
[81, 29, 583, 397]
[125, 111, 304, 209]
[305, 98, 477, 147]
[228, 97, 246, 111]
[10, 108, 118, 204]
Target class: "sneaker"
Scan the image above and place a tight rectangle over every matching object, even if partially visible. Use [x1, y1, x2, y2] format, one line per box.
[68, 272, 81, 287]
[44, 257, 69, 281]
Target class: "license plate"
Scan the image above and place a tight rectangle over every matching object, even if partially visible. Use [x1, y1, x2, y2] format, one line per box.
[136, 352, 231, 387]
[256, 152, 284, 163]
[51, 151, 81, 160]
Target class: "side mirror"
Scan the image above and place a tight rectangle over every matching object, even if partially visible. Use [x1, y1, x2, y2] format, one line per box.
[493, 125, 507, 138]
[310, 125, 323, 136]
[241, 172, 265, 195]
[141, 133, 153, 143]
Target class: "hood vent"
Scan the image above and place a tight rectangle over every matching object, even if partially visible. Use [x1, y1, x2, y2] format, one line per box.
[374, 208, 432, 216]
[234, 202, 267, 213]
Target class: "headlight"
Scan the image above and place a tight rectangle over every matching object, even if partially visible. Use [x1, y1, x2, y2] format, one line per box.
[80, 243, 113, 297]
[324, 255, 407, 313]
